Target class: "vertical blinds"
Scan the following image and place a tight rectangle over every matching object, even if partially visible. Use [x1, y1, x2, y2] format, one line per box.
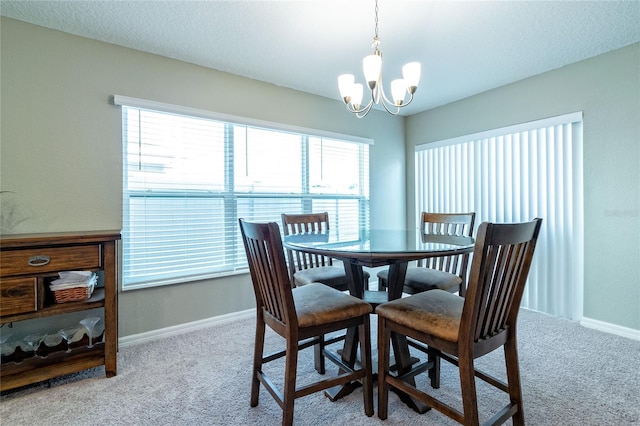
[415, 112, 584, 320]
[115, 96, 370, 290]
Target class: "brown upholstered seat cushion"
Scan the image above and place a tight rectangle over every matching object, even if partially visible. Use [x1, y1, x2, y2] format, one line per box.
[294, 265, 370, 291]
[293, 283, 372, 328]
[377, 267, 462, 294]
[375, 289, 463, 342]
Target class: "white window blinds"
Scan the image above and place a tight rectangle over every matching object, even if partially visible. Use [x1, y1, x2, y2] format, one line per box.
[115, 96, 370, 290]
[415, 112, 584, 320]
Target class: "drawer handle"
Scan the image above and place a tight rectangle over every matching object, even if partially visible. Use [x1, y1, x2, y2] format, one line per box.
[27, 255, 51, 267]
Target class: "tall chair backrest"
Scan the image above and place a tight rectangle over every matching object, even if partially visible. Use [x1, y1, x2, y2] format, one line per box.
[281, 212, 335, 285]
[461, 218, 542, 351]
[419, 212, 476, 295]
[239, 219, 297, 332]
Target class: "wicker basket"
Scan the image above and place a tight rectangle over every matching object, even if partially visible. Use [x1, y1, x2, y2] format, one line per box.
[52, 281, 95, 303]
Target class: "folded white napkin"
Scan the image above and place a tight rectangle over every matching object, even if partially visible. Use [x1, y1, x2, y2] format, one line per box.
[50, 271, 97, 290]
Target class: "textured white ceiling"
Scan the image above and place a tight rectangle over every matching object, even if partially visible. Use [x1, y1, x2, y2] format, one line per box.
[2, 0, 639, 116]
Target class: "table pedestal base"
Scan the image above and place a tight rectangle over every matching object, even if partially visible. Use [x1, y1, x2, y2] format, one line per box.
[324, 341, 430, 414]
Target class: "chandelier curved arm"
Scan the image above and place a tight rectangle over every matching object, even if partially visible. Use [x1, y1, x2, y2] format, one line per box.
[344, 98, 375, 118]
[342, 84, 416, 117]
[377, 84, 416, 115]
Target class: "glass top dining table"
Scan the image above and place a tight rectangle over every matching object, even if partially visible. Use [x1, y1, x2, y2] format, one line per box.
[284, 229, 474, 299]
[283, 228, 475, 413]
[284, 228, 474, 264]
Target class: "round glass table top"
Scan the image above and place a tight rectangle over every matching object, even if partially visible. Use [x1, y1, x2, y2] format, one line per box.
[283, 228, 474, 262]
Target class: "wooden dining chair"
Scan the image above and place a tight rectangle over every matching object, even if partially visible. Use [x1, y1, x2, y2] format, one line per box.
[281, 212, 370, 291]
[281, 212, 371, 374]
[377, 212, 475, 296]
[376, 218, 542, 425]
[239, 219, 374, 426]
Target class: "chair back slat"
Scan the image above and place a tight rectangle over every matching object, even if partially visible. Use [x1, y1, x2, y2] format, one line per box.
[281, 212, 335, 284]
[239, 219, 296, 328]
[463, 219, 542, 343]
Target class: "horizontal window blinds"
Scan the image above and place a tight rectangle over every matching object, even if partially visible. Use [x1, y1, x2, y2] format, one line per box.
[118, 99, 370, 290]
[415, 112, 584, 320]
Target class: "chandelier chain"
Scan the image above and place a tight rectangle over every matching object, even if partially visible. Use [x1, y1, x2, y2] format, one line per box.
[374, 0, 379, 40]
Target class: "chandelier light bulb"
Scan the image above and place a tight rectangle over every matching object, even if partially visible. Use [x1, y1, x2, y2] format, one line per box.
[363, 54, 382, 89]
[351, 83, 364, 109]
[391, 79, 407, 106]
[338, 74, 355, 103]
[402, 62, 421, 93]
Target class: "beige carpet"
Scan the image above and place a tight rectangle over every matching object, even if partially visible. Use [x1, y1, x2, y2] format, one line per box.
[1, 308, 639, 425]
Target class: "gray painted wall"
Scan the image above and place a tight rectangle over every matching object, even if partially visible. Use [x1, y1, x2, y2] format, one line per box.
[406, 43, 640, 331]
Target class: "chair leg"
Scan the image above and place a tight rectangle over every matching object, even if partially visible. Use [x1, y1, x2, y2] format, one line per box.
[377, 315, 391, 420]
[314, 334, 326, 374]
[359, 314, 374, 416]
[428, 347, 441, 389]
[504, 336, 525, 425]
[458, 351, 480, 426]
[378, 276, 387, 291]
[251, 316, 266, 407]
[282, 338, 299, 426]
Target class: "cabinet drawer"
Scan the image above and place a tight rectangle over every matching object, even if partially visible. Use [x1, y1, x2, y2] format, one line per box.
[0, 245, 101, 277]
[0, 277, 38, 316]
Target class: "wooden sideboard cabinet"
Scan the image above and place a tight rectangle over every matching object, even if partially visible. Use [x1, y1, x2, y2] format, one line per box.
[0, 231, 121, 391]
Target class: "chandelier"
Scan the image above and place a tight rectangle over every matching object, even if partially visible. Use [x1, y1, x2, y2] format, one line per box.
[338, 0, 421, 118]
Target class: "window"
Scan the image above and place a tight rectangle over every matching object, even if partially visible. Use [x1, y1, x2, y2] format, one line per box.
[415, 112, 583, 320]
[115, 96, 370, 290]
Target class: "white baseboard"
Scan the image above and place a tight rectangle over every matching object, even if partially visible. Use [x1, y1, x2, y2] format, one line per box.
[580, 316, 640, 341]
[118, 309, 256, 348]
